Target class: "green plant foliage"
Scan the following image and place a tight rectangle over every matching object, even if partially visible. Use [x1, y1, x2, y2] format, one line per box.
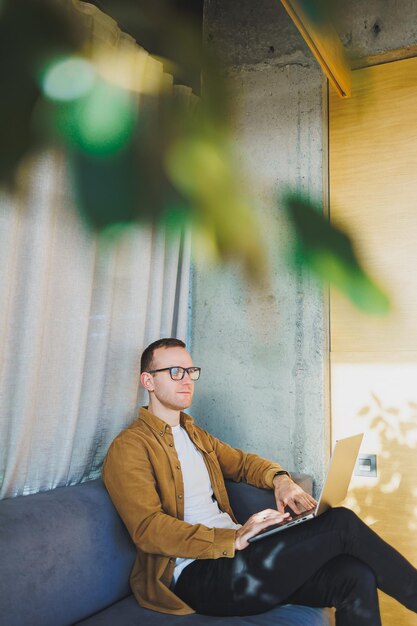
[41, 56, 96, 102]
[0, 0, 390, 310]
[284, 194, 390, 314]
[54, 78, 137, 155]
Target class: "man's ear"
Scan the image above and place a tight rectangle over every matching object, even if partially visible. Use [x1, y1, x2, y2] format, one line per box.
[140, 372, 154, 392]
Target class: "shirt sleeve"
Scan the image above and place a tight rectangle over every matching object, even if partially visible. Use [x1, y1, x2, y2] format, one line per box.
[206, 430, 290, 489]
[102, 433, 237, 560]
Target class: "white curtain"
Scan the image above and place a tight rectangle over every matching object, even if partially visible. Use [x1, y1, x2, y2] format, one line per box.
[0, 2, 193, 499]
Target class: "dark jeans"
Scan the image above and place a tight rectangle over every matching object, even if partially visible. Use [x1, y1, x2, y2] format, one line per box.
[174, 507, 417, 626]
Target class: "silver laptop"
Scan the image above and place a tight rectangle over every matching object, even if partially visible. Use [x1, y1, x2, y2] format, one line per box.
[248, 433, 364, 543]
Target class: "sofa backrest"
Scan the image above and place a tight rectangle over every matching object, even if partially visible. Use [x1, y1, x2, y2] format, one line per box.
[0, 479, 135, 626]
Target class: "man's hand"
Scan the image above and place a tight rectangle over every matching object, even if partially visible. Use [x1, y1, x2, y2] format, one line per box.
[234, 509, 290, 550]
[273, 475, 317, 515]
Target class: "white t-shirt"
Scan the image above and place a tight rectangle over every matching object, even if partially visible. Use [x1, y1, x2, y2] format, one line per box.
[171, 424, 241, 583]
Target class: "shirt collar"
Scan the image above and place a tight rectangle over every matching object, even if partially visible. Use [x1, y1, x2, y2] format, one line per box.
[138, 406, 194, 434]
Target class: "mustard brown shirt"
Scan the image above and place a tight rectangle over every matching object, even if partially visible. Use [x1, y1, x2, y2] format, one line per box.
[102, 407, 287, 615]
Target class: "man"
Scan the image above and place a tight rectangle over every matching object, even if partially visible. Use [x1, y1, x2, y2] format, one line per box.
[103, 338, 417, 625]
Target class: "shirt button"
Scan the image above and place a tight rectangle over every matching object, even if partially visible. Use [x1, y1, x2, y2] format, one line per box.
[176, 465, 181, 470]
[178, 494, 183, 499]
[159, 431, 164, 436]
[222, 551, 227, 556]
[169, 443, 174, 447]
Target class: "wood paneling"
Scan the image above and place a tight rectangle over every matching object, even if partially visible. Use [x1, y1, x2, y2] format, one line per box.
[329, 57, 417, 353]
[329, 58, 417, 625]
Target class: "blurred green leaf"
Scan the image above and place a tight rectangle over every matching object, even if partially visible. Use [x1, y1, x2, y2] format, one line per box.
[284, 193, 390, 314]
[69, 146, 139, 230]
[54, 78, 137, 155]
[41, 56, 96, 103]
[0, 0, 264, 279]
[0, 0, 384, 302]
[67, 92, 192, 231]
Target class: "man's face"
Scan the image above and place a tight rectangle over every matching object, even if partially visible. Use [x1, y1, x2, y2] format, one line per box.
[144, 346, 195, 411]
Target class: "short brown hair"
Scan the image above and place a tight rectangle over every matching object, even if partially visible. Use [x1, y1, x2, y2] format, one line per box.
[140, 338, 186, 373]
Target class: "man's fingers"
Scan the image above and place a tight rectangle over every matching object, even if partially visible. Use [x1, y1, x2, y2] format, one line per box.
[288, 494, 317, 514]
[256, 508, 280, 519]
[274, 480, 318, 515]
[253, 508, 286, 524]
[254, 509, 289, 525]
[257, 513, 290, 530]
[288, 500, 302, 514]
[236, 510, 290, 550]
[276, 501, 285, 514]
[302, 494, 317, 509]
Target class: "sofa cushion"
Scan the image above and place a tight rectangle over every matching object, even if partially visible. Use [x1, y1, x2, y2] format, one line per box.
[0, 480, 135, 626]
[76, 594, 329, 626]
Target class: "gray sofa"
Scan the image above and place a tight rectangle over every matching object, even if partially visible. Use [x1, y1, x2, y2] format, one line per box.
[0, 477, 331, 626]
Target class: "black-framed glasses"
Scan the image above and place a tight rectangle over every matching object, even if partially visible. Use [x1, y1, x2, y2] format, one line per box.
[146, 366, 201, 381]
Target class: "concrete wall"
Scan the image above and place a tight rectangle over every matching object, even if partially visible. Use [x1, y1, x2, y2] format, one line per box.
[190, 0, 327, 489]
[334, 0, 417, 60]
[189, 0, 417, 491]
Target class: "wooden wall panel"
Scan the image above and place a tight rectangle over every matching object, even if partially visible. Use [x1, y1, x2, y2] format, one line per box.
[329, 57, 417, 353]
[329, 58, 417, 625]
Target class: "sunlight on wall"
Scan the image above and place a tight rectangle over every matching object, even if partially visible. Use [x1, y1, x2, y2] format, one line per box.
[331, 355, 417, 623]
